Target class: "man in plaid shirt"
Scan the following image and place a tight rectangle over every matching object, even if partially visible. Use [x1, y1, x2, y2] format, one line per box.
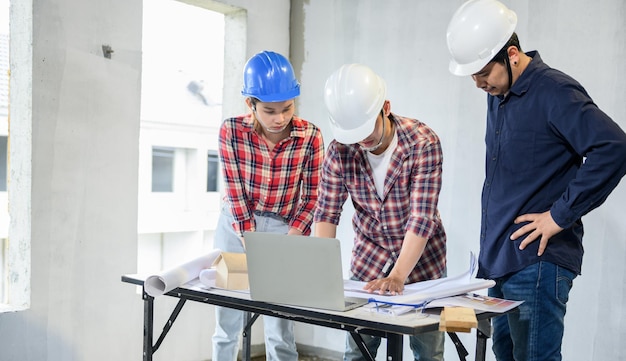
[314, 64, 446, 361]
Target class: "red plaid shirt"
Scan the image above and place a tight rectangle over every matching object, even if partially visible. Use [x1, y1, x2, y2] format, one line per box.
[219, 114, 324, 237]
[314, 114, 446, 283]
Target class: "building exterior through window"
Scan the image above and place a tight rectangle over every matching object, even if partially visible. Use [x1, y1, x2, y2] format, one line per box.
[138, 0, 225, 274]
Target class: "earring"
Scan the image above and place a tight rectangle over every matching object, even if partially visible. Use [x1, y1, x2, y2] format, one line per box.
[514, 61, 518, 65]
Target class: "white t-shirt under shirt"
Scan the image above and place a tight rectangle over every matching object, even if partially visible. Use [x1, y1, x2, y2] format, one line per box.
[365, 130, 398, 199]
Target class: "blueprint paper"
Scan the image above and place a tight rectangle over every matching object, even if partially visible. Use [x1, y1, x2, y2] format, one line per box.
[427, 293, 523, 313]
[144, 249, 222, 297]
[344, 277, 495, 304]
[344, 252, 495, 304]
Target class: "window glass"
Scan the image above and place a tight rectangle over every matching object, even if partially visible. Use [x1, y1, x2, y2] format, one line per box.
[152, 146, 174, 192]
[0, 136, 6, 192]
[207, 150, 218, 192]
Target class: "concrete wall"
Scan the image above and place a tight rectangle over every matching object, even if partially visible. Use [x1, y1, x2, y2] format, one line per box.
[0, 0, 289, 360]
[291, 0, 626, 360]
[2, 0, 143, 359]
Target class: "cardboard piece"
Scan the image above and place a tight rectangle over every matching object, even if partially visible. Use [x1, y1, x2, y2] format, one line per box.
[439, 306, 477, 333]
[213, 252, 249, 290]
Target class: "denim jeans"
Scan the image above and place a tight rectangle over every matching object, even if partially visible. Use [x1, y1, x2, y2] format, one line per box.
[212, 205, 298, 361]
[343, 330, 444, 361]
[488, 261, 576, 361]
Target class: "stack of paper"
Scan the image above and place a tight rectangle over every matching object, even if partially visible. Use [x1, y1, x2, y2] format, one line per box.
[427, 293, 523, 313]
[344, 252, 495, 305]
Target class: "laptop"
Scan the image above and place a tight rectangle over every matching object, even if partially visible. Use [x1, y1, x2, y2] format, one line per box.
[243, 232, 368, 312]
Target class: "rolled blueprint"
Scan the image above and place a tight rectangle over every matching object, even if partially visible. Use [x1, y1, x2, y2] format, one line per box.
[144, 249, 222, 297]
[199, 268, 217, 288]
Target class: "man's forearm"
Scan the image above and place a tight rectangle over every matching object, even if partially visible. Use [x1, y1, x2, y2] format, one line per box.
[313, 221, 337, 238]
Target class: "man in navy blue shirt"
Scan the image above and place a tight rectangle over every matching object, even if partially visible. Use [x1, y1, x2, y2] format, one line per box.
[446, 1, 626, 360]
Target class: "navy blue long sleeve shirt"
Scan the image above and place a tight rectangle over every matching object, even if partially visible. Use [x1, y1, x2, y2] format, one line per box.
[479, 51, 626, 279]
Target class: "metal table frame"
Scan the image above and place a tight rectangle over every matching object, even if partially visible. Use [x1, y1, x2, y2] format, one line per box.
[122, 275, 493, 361]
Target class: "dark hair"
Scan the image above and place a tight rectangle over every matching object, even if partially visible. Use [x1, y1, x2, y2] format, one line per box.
[491, 32, 522, 65]
[249, 97, 260, 107]
[248, 97, 261, 111]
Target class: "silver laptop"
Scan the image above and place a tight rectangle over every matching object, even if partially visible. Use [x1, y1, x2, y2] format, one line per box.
[244, 232, 368, 312]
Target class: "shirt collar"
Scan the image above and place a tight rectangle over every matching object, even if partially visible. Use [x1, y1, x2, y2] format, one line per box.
[509, 50, 543, 97]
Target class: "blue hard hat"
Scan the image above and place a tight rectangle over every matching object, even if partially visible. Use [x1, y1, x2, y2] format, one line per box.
[241, 51, 300, 102]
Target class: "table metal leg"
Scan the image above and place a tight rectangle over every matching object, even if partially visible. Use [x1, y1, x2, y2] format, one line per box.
[447, 332, 469, 361]
[242, 311, 260, 361]
[142, 289, 187, 361]
[475, 318, 492, 361]
[142, 291, 154, 361]
[349, 332, 376, 361]
[386, 333, 403, 360]
[153, 298, 187, 352]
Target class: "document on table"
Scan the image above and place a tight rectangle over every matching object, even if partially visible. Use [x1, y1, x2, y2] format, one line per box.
[344, 252, 495, 305]
[427, 293, 523, 313]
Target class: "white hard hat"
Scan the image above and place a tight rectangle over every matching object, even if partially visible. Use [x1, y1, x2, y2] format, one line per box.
[447, 0, 517, 76]
[324, 64, 387, 145]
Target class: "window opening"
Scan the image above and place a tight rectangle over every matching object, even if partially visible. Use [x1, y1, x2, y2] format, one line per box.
[0, 135, 6, 191]
[139, 0, 225, 275]
[207, 150, 219, 192]
[152, 146, 175, 192]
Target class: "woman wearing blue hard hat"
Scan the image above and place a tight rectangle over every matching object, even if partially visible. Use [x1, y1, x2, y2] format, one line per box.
[212, 51, 324, 361]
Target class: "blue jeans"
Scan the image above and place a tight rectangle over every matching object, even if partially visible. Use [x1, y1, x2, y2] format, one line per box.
[212, 205, 298, 361]
[343, 330, 444, 361]
[488, 261, 576, 361]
